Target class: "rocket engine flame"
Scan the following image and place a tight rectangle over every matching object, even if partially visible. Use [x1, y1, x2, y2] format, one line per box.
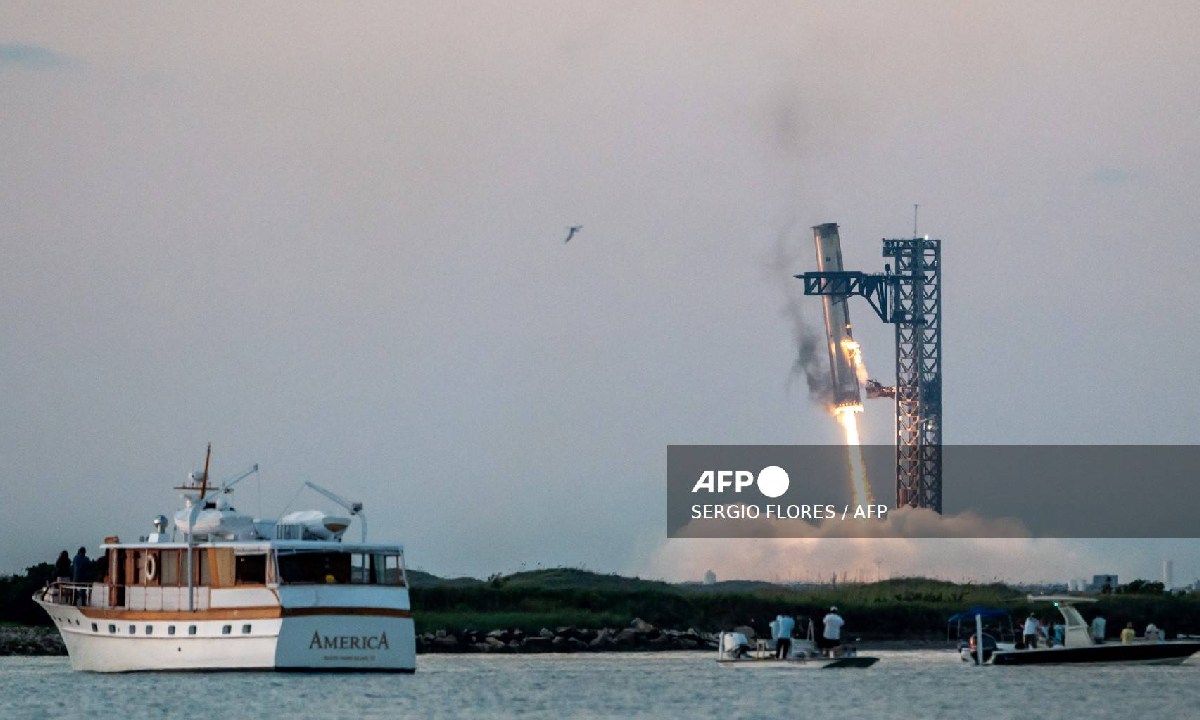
[841, 338, 869, 384]
[834, 404, 872, 507]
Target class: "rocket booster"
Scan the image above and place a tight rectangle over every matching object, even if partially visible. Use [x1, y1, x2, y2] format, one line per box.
[813, 223, 864, 409]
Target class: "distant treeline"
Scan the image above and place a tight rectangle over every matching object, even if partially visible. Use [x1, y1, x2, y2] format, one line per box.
[5, 564, 1199, 641]
[0, 563, 54, 625]
[410, 570, 1200, 639]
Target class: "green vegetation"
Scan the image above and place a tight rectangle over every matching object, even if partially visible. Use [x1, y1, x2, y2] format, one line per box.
[0, 563, 54, 626]
[409, 569, 1200, 640]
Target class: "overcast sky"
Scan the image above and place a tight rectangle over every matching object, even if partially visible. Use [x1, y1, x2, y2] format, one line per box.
[3, 3, 1198, 583]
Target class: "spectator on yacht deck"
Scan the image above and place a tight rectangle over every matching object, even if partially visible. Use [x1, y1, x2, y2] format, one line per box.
[54, 550, 71, 582]
[71, 547, 92, 606]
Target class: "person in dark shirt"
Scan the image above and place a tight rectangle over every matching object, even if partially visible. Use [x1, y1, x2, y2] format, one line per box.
[71, 547, 92, 605]
[54, 550, 71, 581]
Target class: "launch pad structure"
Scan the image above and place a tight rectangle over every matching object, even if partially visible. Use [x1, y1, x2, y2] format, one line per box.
[798, 224, 943, 512]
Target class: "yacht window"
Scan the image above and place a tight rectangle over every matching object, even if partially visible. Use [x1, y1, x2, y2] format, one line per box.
[91, 623, 97, 632]
[235, 554, 268, 585]
[145, 625, 153, 635]
[222, 625, 231, 635]
[168, 626, 176, 635]
[351, 553, 371, 584]
[108, 625, 115, 634]
[276, 551, 352, 584]
[129, 625, 136, 634]
[188, 625, 197, 635]
[242, 624, 252, 634]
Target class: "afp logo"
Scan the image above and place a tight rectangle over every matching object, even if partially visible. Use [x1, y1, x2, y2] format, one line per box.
[690, 466, 789, 499]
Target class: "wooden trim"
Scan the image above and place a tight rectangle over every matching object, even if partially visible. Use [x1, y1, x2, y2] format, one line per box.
[79, 606, 412, 621]
[80, 607, 283, 621]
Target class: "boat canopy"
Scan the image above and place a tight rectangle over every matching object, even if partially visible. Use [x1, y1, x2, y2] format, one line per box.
[947, 607, 1011, 623]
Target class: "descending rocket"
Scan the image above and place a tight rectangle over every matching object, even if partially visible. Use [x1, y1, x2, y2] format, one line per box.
[813, 223, 864, 410]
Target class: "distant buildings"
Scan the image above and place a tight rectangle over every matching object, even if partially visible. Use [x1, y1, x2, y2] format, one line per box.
[1090, 574, 1118, 592]
[703, 570, 716, 585]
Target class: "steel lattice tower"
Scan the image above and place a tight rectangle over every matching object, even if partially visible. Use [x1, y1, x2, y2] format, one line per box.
[798, 233, 943, 512]
[884, 237, 941, 511]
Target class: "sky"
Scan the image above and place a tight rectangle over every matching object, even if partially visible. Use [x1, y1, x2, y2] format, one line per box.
[2, 2, 1199, 584]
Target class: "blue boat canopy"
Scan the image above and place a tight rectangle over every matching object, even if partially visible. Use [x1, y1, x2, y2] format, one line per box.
[947, 607, 1012, 623]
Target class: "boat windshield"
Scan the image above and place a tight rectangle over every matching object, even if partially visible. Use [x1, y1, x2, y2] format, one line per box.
[275, 550, 405, 586]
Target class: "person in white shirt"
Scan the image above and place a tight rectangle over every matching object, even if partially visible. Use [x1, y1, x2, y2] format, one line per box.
[1022, 613, 1040, 649]
[775, 614, 796, 659]
[822, 606, 845, 656]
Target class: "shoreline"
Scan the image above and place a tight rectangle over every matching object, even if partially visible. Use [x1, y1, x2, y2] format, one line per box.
[0, 624, 950, 658]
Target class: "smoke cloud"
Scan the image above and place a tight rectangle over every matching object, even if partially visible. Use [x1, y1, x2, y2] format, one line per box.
[767, 228, 833, 406]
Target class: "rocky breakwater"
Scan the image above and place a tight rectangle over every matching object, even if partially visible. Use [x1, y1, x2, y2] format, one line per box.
[0, 626, 66, 656]
[418, 618, 719, 654]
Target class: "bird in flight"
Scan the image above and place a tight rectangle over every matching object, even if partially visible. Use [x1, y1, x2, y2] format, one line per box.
[564, 225, 582, 243]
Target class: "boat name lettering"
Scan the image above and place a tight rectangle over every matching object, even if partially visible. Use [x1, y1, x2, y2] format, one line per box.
[308, 630, 390, 651]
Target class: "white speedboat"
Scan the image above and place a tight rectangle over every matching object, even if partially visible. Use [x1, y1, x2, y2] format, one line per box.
[985, 596, 1200, 666]
[35, 446, 416, 673]
[716, 623, 879, 669]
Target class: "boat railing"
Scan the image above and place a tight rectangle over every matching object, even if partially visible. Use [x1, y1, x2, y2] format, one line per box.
[40, 581, 102, 608]
[41, 580, 212, 611]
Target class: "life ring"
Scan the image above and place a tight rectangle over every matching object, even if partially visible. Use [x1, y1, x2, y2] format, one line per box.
[144, 554, 157, 582]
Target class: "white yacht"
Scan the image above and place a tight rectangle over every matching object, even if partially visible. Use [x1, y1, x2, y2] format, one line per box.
[35, 447, 416, 673]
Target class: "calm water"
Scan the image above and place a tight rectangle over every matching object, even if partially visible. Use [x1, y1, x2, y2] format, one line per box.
[4, 651, 1198, 719]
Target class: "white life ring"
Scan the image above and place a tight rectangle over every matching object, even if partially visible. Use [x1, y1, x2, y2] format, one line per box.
[144, 554, 157, 582]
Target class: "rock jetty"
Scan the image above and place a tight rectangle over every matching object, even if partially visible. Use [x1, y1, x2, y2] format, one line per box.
[417, 618, 719, 654]
[0, 626, 66, 656]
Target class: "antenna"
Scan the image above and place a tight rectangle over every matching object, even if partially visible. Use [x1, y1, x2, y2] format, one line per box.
[199, 443, 211, 500]
[913, 204, 919, 237]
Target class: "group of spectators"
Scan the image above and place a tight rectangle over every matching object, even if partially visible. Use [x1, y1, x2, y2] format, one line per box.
[51, 547, 94, 605]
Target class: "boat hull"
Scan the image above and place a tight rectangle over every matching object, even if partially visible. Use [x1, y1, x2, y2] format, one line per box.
[37, 600, 415, 673]
[718, 656, 879, 669]
[992, 642, 1200, 666]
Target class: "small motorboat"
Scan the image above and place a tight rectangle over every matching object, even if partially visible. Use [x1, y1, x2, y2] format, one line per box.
[716, 620, 879, 669]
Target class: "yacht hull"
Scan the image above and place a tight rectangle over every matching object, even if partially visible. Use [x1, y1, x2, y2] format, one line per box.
[37, 600, 415, 673]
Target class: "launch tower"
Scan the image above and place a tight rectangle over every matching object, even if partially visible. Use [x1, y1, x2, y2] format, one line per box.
[798, 226, 943, 512]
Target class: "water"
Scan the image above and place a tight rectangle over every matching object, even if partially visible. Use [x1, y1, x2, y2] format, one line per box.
[3, 651, 1198, 719]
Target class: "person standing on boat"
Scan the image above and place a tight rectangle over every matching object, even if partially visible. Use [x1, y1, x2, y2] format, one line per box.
[821, 606, 844, 657]
[54, 550, 71, 582]
[1022, 613, 1039, 649]
[775, 614, 795, 659]
[71, 546, 92, 606]
[53, 550, 71, 603]
[1120, 622, 1136, 644]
